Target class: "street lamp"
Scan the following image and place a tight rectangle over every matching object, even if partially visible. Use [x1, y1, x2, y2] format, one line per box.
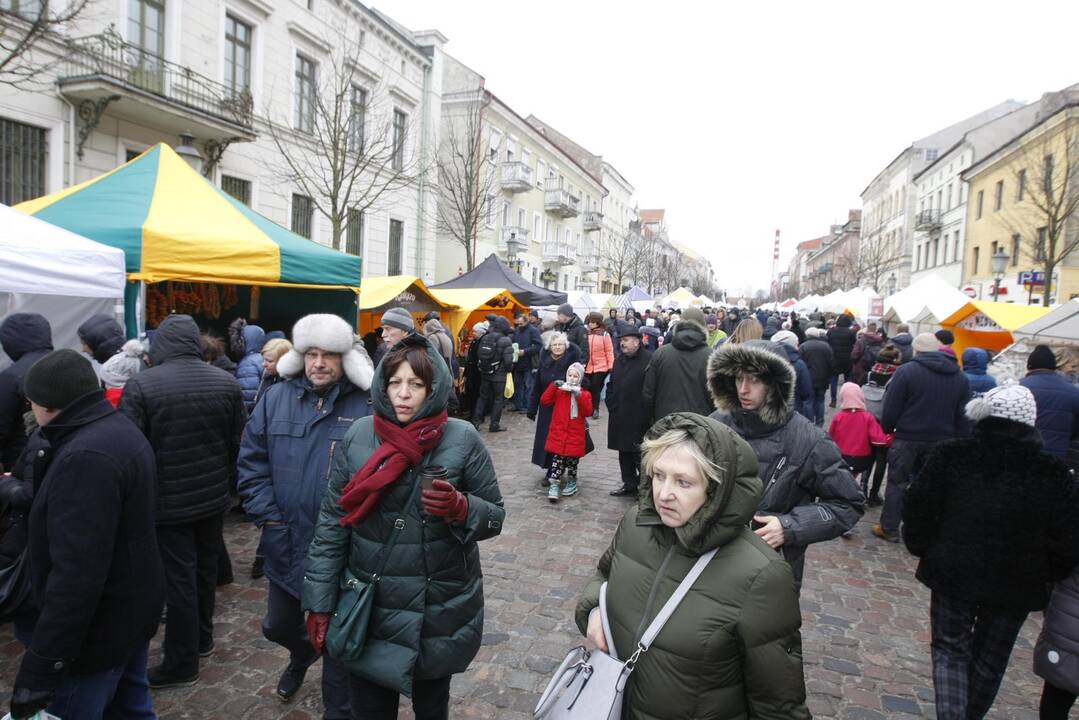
[174, 132, 203, 174]
[991, 248, 1010, 301]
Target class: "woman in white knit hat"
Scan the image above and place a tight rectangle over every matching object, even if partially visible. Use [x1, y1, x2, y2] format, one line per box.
[903, 383, 1079, 720]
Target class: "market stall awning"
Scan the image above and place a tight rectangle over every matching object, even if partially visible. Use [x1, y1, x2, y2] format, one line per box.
[430, 254, 565, 306]
[939, 300, 1054, 356]
[660, 287, 697, 309]
[1011, 299, 1079, 347]
[359, 276, 453, 313]
[15, 143, 361, 289]
[428, 287, 527, 336]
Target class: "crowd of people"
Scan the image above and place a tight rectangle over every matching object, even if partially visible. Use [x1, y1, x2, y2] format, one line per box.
[0, 300, 1077, 719]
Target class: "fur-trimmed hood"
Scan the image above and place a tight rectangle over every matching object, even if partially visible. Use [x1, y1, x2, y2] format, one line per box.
[707, 340, 796, 427]
[275, 313, 374, 390]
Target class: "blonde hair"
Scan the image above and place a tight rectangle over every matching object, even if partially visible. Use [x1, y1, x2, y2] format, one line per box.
[728, 318, 764, 345]
[262, 338, 293, 361]
[640, 428, 724, 485]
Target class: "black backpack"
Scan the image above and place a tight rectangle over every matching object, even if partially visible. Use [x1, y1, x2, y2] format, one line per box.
[476, 333, 502, 375]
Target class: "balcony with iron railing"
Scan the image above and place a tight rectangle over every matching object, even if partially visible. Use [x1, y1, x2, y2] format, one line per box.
[578, 253, 600, 273]
[915, 208, 943, 232]
[499, 226, 529, 255]
[542, 240, 576, 266]
[582, 210, 603, 232]
[544, 182, 580, 218]
[500, 162, 533, 193]
[58, 29, 255, 156]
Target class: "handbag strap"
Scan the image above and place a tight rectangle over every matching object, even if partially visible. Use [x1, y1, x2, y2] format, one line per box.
[624, 548, 717, 667]
[369, 462, 427, 583]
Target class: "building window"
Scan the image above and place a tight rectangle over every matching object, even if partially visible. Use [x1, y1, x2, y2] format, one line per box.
[536, 159, 545, 188]
[294, 54, 316, 133]
[1011, 234, 1021, 266]
[933, 237, 940, 266]
[391, 109, 406, 170]
[349, 85, 367, 154]
[531, 267, 538, 284]
[533, 214, 541, 244]
[1018, 169, 1026, 201]
[1037, 226, 1048, 261]
[127, 0, 165, 90]
[994, 180, 1004, 211]
[346, 208, 363, 256]
[221, 175, 251, 205]
[291, 193, 313, 238]
[973, 246, 980, 275]
[1, 0, 45, 20]
[484, 194, 495, 229]
[976, 190, 984, 219]
[224, 14, 252, 97]
[926, 148, 939, 162]
[954, 231, 961, 263]
[0, 117, 46, 205]
[946, 183, 952, 210]
[388, 219, 403, 274]
[1044, 154, 1054, 194]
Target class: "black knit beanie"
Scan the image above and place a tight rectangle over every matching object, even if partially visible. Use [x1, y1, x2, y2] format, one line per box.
[1028, 344, 1057, 371]
[935, 329, 955, 346]
[24, 349, 101, 410]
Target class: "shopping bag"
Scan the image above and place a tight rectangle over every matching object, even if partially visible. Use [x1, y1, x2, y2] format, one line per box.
[504, 373, 515, 399]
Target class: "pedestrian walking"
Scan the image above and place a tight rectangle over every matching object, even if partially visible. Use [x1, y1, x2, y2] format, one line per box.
[540, 362, 592, 502]
[605, 326, 653, 497]
[461, 322, 486, 420]
[100, 339, 145, 407]
[201, 334, 236, 374]
[373, 307, 415, 367]
[707, 341, 863, 591]
[705, 314, 728, 347]
[1021, 344, 1079, 464]
[850, 322, 884, 385]
[826, 312, 857, 407]
[302, 335, 505, 719]
[799, 327, 834, 427]
[583, 311, 614, 418]
[470, 315, 513, 433]
[642, 306, 713, 424]
[874, 332, 969, 543]
[0, 313, 52, 471]
[1034, 562, 1079, 719]
[771, 331, 813, 420]
[575, 412, 810, 720]
[76, 313, 126, 379]
[829, 383, 892, 500]
[890, 323, 915, 363]
[118, 314, 247, 688]
[230, 318, 267, 413]
[728, 317, 763, 344]
[860, 344, 901, 506]
[9, 350, 164, 719]
[961, 347, 997, 397]
[903, 383, 1079, 720]
[510, 313, 542, 412]
[528, 332, 581, 481]
[237, 313, 372, 711]
[556, 303, 589, 366]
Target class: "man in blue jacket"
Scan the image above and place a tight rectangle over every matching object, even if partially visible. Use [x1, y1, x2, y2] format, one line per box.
[238, 313, 373, 714]
[511, 312, 542, 412]
[1021, 345, 1079, 464]
[875, 333, 970, 543]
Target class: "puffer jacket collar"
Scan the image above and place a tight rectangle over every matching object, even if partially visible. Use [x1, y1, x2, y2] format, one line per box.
[369, 334, 451, 422]
[707, 340, 795, 427]
[148, 314, 203, 366]
[671, 321, 707, 351]
[635, 412, 762, 555]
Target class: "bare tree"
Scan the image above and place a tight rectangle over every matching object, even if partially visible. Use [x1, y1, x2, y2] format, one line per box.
[632, 223, 668, 295]
[999, 113, 1079, 305]
[265, 29, 426, 251]
[854, 233, 893, 293]
[600, 228, 635, 294]
[0, 0, 94, 88]
[434, 92, 497, 271]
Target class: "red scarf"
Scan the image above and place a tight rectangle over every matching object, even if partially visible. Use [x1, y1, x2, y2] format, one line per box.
[338, 410, 448, 526]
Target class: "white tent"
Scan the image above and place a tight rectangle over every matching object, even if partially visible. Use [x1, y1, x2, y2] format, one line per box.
[565, 290, 599, 319]
[0, 205, 126, 360]
[817, 290, 849, 313]
[882, 275, 969, 332]
[794, 294, 823, 313]
[696, 294, 715, 307]
[1011, 298, 1079, 347]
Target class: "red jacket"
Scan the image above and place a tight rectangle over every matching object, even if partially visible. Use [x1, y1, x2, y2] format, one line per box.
[828, 409, 892, 457]
[540, 382, 593, 457]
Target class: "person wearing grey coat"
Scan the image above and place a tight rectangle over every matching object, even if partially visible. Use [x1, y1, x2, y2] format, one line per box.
[1035, 565, 1079, 718]
[707, 340, 864, 591]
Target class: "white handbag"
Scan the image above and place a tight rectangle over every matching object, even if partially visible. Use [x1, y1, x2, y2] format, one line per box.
[533, 548, 717, 719]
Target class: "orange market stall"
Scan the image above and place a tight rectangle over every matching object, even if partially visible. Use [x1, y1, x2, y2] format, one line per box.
[358, 276, 456, 335]
[938, 300, 1054, 357]
[428, 288, 527, 339]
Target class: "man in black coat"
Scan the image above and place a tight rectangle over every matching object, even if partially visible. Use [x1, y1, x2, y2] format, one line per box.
[605, 326, 653, 497]
[556, 303, 590, 366]
[471, 316, 514, 433]
[119, 314, 246, 687]
[10, 350, 164, 718]
[0, 313, 52, 471]
[642, 307, 714, 424]
[799, 327, 834, 427]
[826, 313, 857, 407]
[875, 332, 969, 543]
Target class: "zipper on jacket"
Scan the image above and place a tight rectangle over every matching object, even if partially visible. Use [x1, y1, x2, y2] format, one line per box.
[316, 397, 325, 412]
[760, 455, 788, 507]
[325, 441, 337, 480]
[634, 545, 677, 645]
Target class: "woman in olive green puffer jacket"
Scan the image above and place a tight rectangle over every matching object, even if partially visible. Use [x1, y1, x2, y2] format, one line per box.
[302, 335, 505, 706]
[575, 412, 809, 720]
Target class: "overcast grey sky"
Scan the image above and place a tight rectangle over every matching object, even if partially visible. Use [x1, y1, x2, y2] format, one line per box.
[386, 0, 1079, 294]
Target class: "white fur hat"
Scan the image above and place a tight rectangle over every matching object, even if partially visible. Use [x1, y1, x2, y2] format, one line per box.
[276, 313, 373, 390]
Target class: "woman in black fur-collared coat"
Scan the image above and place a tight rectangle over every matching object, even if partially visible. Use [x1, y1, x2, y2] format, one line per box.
[903, 383, 1079, 720]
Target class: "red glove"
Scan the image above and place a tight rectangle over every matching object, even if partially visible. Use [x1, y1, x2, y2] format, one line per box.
[421, 479, 469, 524]
[307, 611, 331, 655]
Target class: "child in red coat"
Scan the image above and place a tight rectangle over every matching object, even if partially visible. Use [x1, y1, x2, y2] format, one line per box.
[829, 382, 892, 498]
[540, 362, 592, 502]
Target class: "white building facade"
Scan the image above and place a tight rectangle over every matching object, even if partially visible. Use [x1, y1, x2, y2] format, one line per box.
[0, 0, 443, 280]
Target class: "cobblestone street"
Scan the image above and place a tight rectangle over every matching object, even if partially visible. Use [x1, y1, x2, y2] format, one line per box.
[0, 408, 1061, 719]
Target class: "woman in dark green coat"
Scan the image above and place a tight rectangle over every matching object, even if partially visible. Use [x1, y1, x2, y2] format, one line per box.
[303, 334, 505, 719]
[576, 413, 809, 720]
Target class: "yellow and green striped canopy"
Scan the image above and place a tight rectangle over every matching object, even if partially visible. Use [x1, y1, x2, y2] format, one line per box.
[16, 143, 361, 289]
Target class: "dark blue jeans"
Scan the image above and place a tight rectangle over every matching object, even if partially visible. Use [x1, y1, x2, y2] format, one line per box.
[15, 622, 154, 720]
[829, 372, 849, 404]
[811, 387, 827, 426]
[512, 367, 531, 410]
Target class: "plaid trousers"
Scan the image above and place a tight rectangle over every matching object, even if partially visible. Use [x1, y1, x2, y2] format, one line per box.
[930, 592, 1028, 720]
